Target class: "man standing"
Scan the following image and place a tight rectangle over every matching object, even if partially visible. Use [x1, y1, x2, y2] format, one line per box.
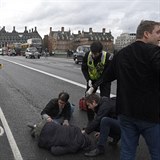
[81, 41, 113, 121]
[103, 20, 160, 160]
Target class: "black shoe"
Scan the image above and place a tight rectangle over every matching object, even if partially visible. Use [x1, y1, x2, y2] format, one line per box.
[108, 137, 120, 146]
[84, 148, 104, 157]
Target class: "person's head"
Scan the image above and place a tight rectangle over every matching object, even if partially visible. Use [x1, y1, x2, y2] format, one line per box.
[90, 41, 103, 59]
[85, 94, 100, 110]
[58, 91, 70, 108]
[136, 20, 160, 45]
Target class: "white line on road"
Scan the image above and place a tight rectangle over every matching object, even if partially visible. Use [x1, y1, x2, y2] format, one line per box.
[0, 57, 115, 159]
[0, 107, 23, 160]
[0, 125, 4, 136]
[0, 58, 116, 97]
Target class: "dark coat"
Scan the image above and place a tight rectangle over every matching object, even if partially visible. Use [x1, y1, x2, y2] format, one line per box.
[104, 41, 160, 123]
[41, 98, 71, 120]
[85, 97, 117, 134]
[38, 122, 91, 155]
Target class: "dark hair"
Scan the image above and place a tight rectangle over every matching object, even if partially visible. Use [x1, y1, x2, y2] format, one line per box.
[58, 92, 69, 102]
[90, 41, 103, 54]
[85, 94, 100, 104]
[136, 20, 160, 39]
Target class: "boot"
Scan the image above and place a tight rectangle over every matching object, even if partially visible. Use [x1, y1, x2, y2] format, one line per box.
[84, 147, 104, 157]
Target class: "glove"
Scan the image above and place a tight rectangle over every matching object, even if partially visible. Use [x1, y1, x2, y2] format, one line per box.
[86, 87, 94, 95]
[87, 80, 92, 87]
[63, 120, 69, 126]
[81, 130, 85, 134]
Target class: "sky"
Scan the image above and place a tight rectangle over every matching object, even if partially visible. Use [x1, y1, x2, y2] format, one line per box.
[0, 0, 159, 40]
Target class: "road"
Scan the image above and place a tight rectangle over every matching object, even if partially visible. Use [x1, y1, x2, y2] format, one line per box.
[0, 56, 150, 160]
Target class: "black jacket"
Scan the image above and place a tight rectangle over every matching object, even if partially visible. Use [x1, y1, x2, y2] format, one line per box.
[41, 98, 71, 120]
[104, 41, 160, 123]
[81, 51, 112, 88]
[85, 97, 117, 134]
[38, 122, 91, 155]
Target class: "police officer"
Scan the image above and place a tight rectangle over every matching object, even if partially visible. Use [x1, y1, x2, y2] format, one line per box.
[81, 41, 113, 121]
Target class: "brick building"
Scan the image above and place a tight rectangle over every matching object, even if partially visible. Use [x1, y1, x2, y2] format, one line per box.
[46, 27, 114, 53]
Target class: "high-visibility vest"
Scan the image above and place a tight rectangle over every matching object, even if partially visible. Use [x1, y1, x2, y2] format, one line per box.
[87, 51, 107, 80]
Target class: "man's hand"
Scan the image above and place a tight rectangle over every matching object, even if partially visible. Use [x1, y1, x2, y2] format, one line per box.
[86, 87, 94, 95]
[47, 117, 53, 122]
[81, 130, 85, 134]
[94, 132, 100, 139]
[63, 120, 69, 126]
[88, 80, 92, 87]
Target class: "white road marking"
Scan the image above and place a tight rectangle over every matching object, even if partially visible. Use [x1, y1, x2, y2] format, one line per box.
[0, 107, 23, 160]
[0, 125, 4, 136]
[0, 58, 116, 97]
[0, 57, 116, 159]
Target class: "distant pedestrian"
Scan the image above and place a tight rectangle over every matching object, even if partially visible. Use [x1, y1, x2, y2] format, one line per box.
[103, 20, 160, 160]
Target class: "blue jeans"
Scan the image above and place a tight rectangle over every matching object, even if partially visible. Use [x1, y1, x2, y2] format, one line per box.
[54, 103, 75, 124]
[97, 117, 121, 147]
[119, 115, 160, 160]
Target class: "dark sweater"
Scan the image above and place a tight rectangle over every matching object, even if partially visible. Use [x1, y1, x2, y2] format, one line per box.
[85, 97, 117, 134]
[104, 41, 160, 123]
[41, 98, 71, 120]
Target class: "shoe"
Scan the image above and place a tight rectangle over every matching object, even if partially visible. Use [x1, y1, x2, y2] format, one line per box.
[27, 124, 36, 138]
[27, 124, 36, 130]
[84, 148, 104, 157]
[108, 137, 120, 146]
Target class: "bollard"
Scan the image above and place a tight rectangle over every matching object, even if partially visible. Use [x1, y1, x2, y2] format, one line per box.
[0, 64, 3, 69]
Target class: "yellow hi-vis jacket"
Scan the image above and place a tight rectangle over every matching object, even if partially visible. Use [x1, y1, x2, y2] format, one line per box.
[87, 51, 107, 80]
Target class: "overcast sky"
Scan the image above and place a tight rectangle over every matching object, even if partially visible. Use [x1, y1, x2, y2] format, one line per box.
[0, 0, 159, 40]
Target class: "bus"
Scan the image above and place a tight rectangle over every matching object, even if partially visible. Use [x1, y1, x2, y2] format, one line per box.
[27, 38, 42, 53]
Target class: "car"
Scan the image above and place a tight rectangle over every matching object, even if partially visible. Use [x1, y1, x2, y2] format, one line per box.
[25, 47, 41, 59]
[0, 48, 3, 55]
[8, 49, 17, 56]
[73, 45, 90, 64]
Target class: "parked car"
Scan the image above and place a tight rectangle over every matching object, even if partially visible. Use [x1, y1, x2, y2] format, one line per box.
[8, 49, 16, 56]
[25, 47, 41, 59]
[0, 48, 3, 55]
[73, 45, 90, 64]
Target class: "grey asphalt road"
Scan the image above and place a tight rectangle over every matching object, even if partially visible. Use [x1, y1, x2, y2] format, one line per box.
[0, 56, 150, 160]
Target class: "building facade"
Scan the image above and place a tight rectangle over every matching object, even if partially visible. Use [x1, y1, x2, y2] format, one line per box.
[0, 26, 42, 48]
[47, 27, 114, 53]
[115, 33, 136, 51]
